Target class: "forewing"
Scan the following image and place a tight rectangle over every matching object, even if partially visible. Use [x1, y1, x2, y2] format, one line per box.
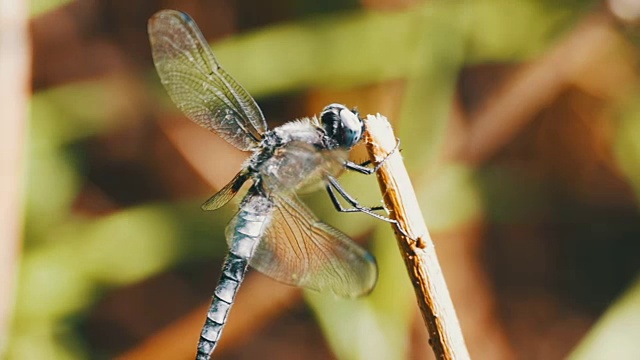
[148, 10, 267, 151]
[247, 193, 377, 298]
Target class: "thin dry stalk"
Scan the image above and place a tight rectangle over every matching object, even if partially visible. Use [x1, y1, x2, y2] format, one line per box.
[363, 114, 470, 360]
[463, 13, 633, 165]
[0, 0, 29, 353]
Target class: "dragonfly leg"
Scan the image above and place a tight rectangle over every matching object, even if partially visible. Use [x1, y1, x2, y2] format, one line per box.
[326, 180, 410, 237]
[326, 177, 397, 224]
[326, 184, 384, 212]
[344, 138, 401, 175]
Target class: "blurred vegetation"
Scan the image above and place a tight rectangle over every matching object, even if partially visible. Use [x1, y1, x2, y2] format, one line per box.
[6, 0, 640, 359]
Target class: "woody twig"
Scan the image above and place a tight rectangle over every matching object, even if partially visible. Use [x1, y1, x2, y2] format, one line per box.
[363, 114, 470, 360]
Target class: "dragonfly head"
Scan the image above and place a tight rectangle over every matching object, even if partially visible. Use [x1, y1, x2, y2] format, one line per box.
[320, 104, 365, 149]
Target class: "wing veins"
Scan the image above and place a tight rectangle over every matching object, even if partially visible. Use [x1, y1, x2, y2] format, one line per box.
[163, 36, 263, 143]
[163, 40, 245, 116]
[247, 193, 376, 297]
[149, 10, 267, 151]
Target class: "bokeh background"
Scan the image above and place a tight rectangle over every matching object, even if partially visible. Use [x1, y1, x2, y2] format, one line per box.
[2, 0, 640, 359]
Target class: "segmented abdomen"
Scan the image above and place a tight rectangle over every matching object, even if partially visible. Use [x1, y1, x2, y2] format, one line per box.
[196, 194, 273, 359]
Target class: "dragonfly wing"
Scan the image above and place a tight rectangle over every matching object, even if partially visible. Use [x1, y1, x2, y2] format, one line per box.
[201, 171, 250, 211]
[260, 139, 348, 194]
[246, 192, 377, 298]
[148, 10, 267, 151]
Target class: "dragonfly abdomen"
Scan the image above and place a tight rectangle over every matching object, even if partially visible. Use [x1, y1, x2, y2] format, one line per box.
[197, 194, 273, 359]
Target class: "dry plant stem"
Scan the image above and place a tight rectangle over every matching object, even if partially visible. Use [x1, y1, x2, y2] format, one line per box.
[364, 114, 470, 360]
[0, 0, 29, 353]
[463, 13, 631, 165]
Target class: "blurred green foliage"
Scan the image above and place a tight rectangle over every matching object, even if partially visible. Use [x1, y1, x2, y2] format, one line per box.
[613, 91, 640, 202]
[26, 79, 140, 243]
[30, 0, 73, 17]
[15, 0, 636, 359]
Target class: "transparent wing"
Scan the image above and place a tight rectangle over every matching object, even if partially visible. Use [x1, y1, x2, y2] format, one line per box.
[246, 192, 377, 298]
[148, 10, 267, 151]
[260, 140, 348, 194]
[201, 171, 249, 211]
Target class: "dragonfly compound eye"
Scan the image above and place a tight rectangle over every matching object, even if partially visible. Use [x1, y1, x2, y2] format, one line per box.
[321, 103, 363, 149]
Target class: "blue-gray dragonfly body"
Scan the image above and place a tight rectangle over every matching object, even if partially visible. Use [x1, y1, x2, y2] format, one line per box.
[149, 10, 381, 359]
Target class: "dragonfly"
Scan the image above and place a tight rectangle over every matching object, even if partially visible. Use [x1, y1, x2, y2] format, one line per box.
[148, 9, 396, 359]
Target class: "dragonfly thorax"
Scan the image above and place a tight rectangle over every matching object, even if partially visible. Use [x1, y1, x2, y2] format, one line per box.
[320, 104, 364, 150]
[238, 116, 348, 198]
